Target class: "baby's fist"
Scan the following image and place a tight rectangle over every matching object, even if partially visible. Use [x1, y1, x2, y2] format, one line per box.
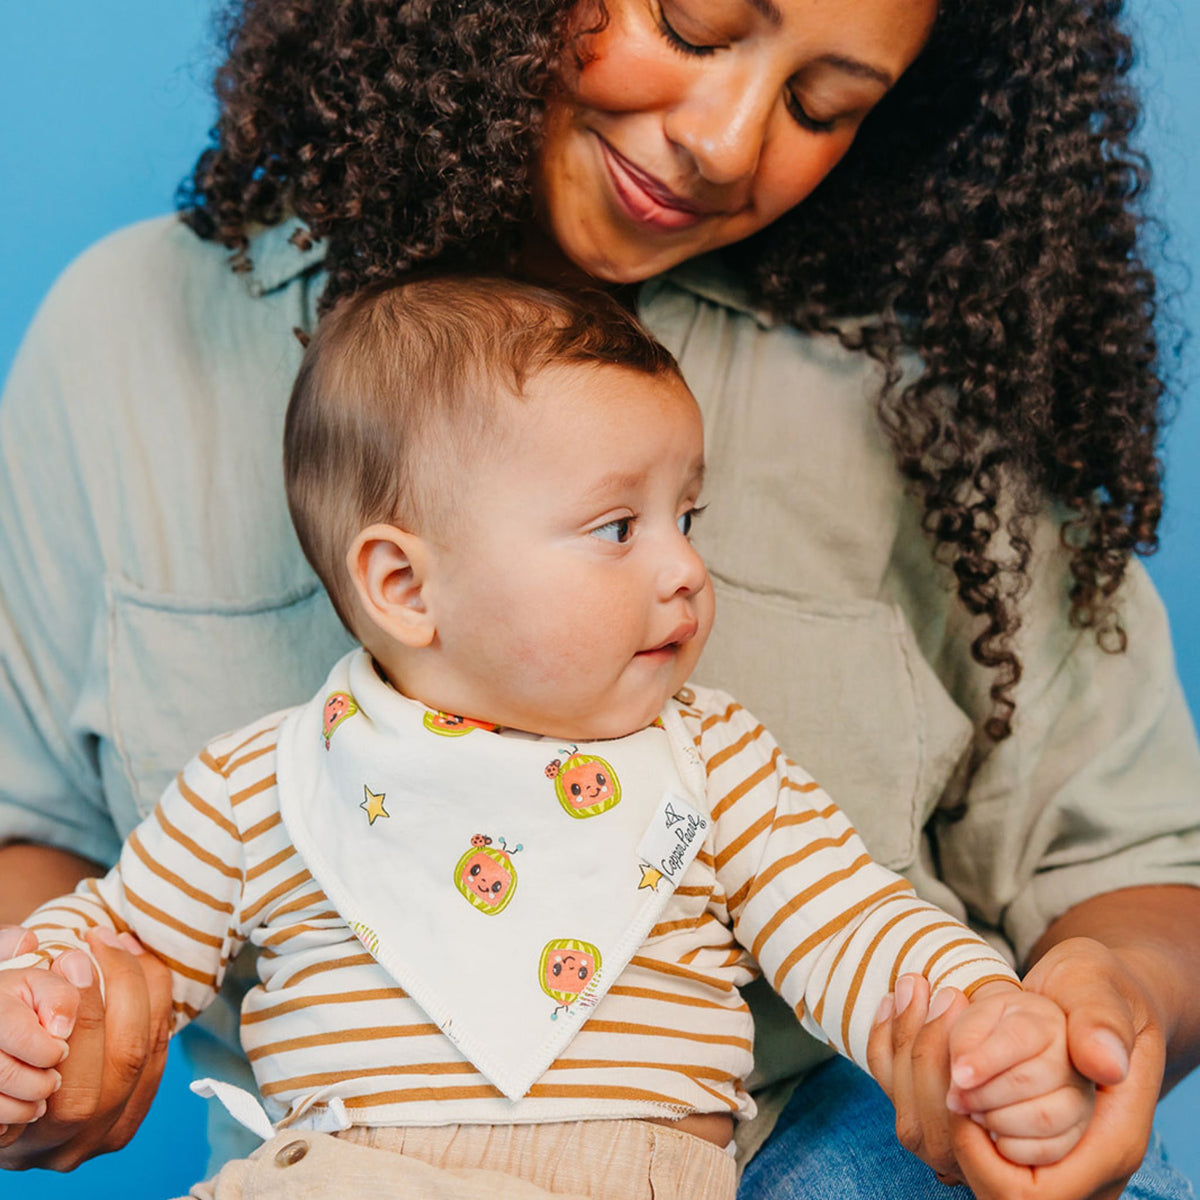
[948, 984, 1094, 1166]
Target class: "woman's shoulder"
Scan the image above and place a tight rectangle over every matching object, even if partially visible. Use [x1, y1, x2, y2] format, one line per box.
[37, 215, 230, 317]
[7, 215, 324, 437]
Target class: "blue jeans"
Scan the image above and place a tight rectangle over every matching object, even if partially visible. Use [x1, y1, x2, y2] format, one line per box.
[739, 1057, 1195, 1200]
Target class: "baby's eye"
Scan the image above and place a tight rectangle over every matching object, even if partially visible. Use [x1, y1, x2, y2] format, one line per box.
[592, 518, 633, 543]
[677, 505, 706, 536]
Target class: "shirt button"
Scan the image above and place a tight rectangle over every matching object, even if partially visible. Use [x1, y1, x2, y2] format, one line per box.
[274, 1139, 309, 1167]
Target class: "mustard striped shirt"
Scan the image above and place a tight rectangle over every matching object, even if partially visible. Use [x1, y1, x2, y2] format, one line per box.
[23, 685, 1015, 1126]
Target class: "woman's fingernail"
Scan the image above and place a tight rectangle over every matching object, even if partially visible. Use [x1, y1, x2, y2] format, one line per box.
[118, 933, 145, 956]
[0, 927, 26, 959]
[895, 975, 916, 1014]
[60, 952, 93, 989]
[34, 1100, 47, 1119]
[926, 989, 955, 1023]
[1092, 1030, 1130, 1078]
[970, 1113, 988, 1127]
[875, 994, 894, 1025]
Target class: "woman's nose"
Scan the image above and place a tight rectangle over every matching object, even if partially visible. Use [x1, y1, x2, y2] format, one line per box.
[663, 66, 775, 188]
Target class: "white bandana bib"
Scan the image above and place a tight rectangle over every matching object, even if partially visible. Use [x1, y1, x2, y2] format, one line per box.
[275, 651, 709, 1102]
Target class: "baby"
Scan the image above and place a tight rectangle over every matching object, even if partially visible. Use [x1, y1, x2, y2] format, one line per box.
[0, 277, 1092, 1199]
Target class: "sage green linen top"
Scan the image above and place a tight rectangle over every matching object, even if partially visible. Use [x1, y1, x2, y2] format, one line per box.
[2, 214, 1198, 1121]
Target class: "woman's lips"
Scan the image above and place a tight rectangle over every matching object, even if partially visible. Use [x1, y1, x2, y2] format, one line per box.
[598, 138, 708, 232]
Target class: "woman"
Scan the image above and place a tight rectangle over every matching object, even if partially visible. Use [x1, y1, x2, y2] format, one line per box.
[0, 1, 1196, 1197]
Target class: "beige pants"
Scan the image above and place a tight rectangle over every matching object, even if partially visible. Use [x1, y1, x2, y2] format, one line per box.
[184, 1119, 736, 1200]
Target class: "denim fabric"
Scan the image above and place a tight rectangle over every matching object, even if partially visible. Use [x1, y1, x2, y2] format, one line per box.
[738, 1058, 1195, 1200]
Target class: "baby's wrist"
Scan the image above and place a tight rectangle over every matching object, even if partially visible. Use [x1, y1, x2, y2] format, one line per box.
[964, 978, 1022, 1004]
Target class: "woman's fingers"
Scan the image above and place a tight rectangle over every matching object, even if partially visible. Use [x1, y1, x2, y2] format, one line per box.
[21, 950, 110, 1157]
[866, 992, 896, 1094]
[872, 974, 970, 1184]
[0, 926, 38, 961]
[88, 933, 173, 1153]
[1024, 940, 1135, 1087]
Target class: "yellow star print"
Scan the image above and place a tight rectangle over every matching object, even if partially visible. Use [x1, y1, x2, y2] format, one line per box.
[637, 863, 663, 892]
[360, 786, 389, 825]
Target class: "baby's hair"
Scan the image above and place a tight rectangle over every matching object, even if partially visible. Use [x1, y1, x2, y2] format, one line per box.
[283, 274, 682, 634]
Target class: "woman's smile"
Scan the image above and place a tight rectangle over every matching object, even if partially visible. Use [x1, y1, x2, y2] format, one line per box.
[598, 136, 711, 232]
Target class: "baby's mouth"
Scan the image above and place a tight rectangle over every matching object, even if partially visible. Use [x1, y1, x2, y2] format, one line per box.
[642, 619, 699, 655]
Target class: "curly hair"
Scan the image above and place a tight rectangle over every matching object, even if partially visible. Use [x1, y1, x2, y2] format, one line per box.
[180, 0, 1167, 740]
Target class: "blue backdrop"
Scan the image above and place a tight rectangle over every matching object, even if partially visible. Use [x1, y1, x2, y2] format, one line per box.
[1, 3, 1196, 1195]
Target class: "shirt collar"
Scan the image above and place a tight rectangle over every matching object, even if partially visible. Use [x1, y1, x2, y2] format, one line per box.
[644, 253, 782, 330]
[240, 218, 328, 298]
[235, 221, 778, 331]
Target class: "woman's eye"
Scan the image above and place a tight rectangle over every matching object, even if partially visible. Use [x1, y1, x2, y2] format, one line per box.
[657, 4, 719, 56]
[592, 518, 633, 543]
[786, 91, 837, 134]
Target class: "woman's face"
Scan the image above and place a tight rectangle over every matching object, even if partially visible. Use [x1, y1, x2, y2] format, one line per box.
[535, 0, 938, 283]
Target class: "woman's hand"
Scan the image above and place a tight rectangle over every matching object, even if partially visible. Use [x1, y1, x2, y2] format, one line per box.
[867, 972, 973, 1186]
[867, 937, 1168, 1200]
[0, 924, 174, 1171]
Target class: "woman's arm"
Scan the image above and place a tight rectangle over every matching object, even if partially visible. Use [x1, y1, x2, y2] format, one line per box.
[1027, 885, 1200, 1096]
[0, 843, 100, 924]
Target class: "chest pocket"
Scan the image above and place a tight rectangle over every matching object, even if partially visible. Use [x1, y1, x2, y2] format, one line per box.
[105, 574, 355, 824]
[692, 575, 973, 872]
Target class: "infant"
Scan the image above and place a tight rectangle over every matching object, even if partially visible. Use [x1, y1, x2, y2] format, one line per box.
[0, 277, 1092, 1199]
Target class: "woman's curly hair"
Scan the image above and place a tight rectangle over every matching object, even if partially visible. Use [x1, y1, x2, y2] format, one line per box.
[181, 0, 1167, 740]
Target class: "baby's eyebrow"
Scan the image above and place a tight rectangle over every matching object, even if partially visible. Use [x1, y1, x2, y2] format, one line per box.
[580, 469, 648, 500]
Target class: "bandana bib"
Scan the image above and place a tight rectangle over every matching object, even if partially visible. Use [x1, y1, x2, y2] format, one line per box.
[275, 651, 709, 1102]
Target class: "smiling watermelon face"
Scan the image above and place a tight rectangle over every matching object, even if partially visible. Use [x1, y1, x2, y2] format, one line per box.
[552, 754, 621, 819]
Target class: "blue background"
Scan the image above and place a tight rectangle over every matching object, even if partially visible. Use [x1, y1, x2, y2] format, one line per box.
[1, 2, 1196, 1194]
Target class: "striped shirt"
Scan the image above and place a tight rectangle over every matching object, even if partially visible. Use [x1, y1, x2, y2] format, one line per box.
[23, 684, 1016, 1127]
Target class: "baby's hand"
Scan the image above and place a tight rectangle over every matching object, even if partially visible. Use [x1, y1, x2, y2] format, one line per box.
[0, 953, 90, 1131]
[947, 982, 1095, 1166]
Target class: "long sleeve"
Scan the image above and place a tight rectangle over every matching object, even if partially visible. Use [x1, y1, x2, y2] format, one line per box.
[694, 692, 1016, 1066]
[19, 733, 257, 1032]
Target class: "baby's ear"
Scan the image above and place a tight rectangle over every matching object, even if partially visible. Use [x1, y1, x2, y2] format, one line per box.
[347, 524, 437, 648]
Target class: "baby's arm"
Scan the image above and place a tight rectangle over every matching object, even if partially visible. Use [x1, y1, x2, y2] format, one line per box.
[945, 980, 1095, 1166]
[11, 739, 256, 1040]
[706, 719, 1017, 1064]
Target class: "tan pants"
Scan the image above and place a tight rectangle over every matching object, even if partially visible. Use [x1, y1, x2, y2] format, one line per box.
[184, 1119, 736, 1200]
